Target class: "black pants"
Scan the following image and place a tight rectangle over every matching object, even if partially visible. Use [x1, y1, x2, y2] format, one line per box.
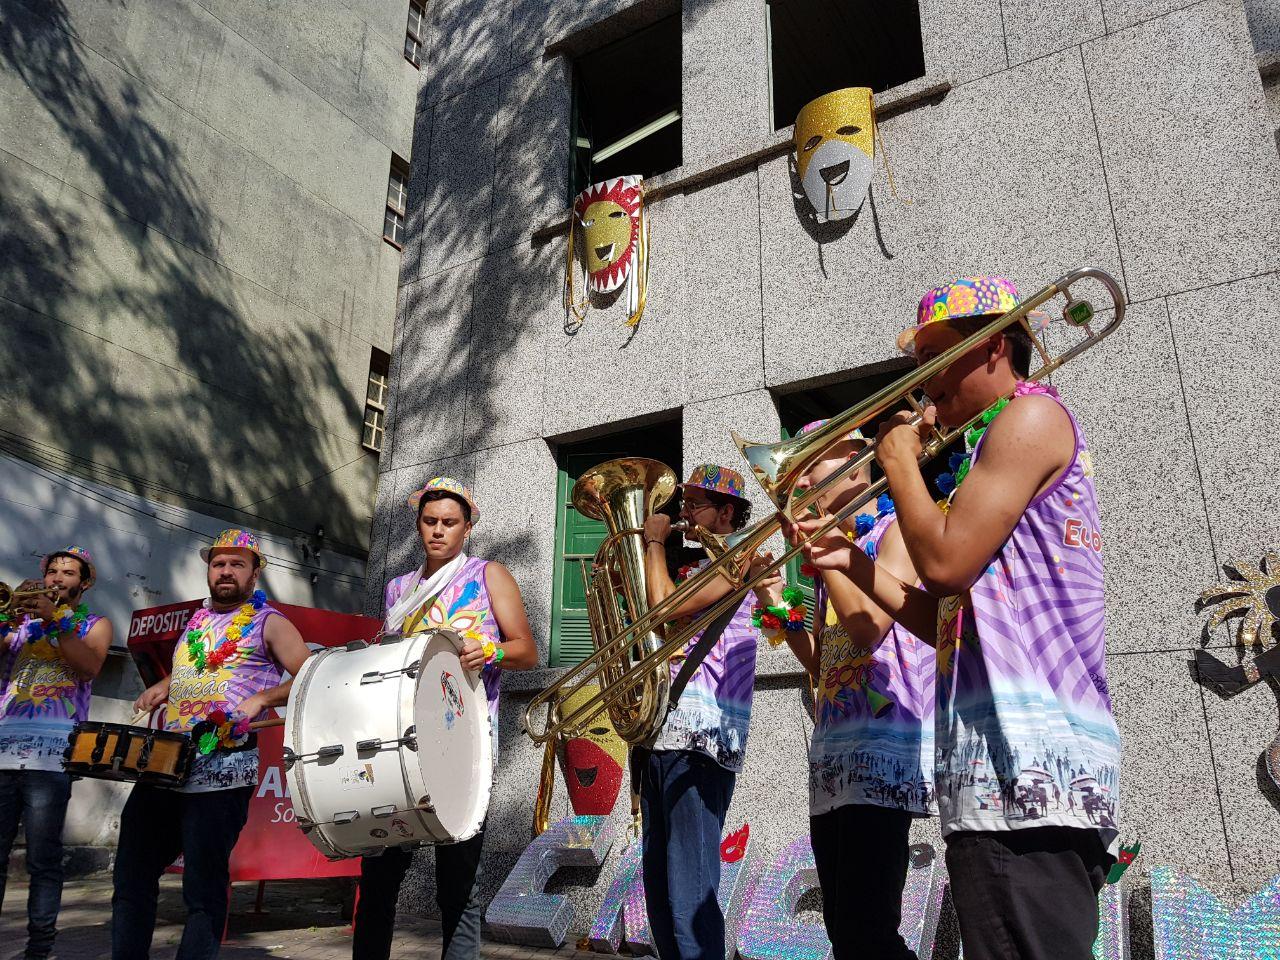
[810, 803, 917, 960]
[946, 827, 1113, 960]
[0, 770, 73, 959]
[110, 784, 253, 960]
[352, 826, 485, 960]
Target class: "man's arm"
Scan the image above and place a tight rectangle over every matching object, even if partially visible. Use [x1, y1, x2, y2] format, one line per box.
[57, 616, 113, 681]
[879, 395, 1074, 595]
[641, 514, 746, 617]
[236, 614, 311, 717]
[820, 522, 923, 648]
[787, 517, 940, 646]
[478, 562, 538, 670]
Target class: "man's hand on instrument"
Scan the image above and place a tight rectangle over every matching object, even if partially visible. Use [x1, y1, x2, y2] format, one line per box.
[18, 583, 55, 622]
[235, 692, 270, 721]
[784, 515, 856, 575]
[459, 636, 488, 672]
[876, 407, 934, 473]
[133, 677, 170, 714]
[642, 513, 673, 547]
[747, 551, 783, 604]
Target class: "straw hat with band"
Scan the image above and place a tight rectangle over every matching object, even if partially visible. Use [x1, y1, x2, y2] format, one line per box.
[200, 529, 268, 568]
[406, 476, 480, 523]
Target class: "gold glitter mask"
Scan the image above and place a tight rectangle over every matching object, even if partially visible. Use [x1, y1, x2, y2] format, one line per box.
[792, 87, 875, 222]
[564, 175, 650, 330]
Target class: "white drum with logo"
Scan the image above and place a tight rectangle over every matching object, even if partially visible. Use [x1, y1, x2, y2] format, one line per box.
[283, 628, 492, 859]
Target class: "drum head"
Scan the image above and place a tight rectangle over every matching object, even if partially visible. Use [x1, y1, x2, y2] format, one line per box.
[411, 631, 492, 840]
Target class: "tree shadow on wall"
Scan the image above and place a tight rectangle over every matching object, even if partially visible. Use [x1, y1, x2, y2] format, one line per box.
[0, 0, 371, 553]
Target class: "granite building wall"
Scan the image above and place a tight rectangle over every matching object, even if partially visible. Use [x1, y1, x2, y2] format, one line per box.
[375, 0, 1280, 949]
[0, 0, 417, 556]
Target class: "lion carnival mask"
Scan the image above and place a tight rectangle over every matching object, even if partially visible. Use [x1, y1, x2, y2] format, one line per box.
[564, 175, 649, 331]
[793, 87, 878, 223]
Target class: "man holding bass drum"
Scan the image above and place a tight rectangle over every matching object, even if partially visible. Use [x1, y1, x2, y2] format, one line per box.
[352, 477, 537, 960]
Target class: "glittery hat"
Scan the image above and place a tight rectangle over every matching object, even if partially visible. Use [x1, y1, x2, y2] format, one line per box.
[680, 464, 748, 501]
[406, 476, 479, 523]
[897, 275, 1022, 354]
[200, 529, 267, 567]
[798, 419, 867, 444]
[42, 545, 97, 585]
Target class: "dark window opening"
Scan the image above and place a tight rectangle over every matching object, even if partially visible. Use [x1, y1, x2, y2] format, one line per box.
[767, 0, 925, 131]
[549, 419, 683, 666]
[569, 15, 683, 200]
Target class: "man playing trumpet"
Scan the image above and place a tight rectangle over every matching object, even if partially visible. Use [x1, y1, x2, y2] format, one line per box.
[793, 276, 1122, 960]
[639, 464, 782, 960]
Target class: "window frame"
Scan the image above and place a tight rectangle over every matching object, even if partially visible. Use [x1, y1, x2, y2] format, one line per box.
[361, 349, 392, 455]
[404, 0, 426, 68]
[383, 156, 410, 250]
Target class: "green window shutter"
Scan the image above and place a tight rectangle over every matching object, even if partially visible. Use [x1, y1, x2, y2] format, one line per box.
[549, 451, 620, 667]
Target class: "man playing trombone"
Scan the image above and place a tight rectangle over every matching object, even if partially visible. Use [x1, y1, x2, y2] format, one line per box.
[638, 464, 782, 960]
[782, 423, 935, 960]
[793, 276, 1122, 960]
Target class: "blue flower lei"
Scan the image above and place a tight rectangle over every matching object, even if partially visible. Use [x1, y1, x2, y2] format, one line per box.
[852, 494, 895, 560]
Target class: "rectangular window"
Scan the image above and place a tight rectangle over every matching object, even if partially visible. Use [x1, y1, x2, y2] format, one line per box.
[549, 420, 683, 667]
[383, 155, 409, 249]
[361, 348, 392, 454]
[767, 0, 926, 130]
[404, 0, 426, 67]
[569, 15, 683, 200]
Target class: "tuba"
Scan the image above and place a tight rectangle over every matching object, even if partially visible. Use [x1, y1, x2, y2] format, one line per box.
[525, 266, 1126, 746]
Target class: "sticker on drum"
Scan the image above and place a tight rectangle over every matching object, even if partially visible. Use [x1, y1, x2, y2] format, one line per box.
[440, 671, 464, 730]
[391, 817, 413, 838]
[339, 765, 376, 790]
[370, 828, 388, 839]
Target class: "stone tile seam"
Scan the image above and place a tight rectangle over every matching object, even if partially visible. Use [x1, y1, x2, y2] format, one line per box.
[1164, 292, 1236, 879]
[994, 0, 1013, 69]
[1129, 267, 1280, 309]
[191, 0, 414, 160]
[1078, 44, 1133, 303]
[22, 5, 391, 248]
[333, 0, 406, 49]
[3, 143, 392, 354]
[1096, 0, 1211, 38]
[0, 290, 368, 455]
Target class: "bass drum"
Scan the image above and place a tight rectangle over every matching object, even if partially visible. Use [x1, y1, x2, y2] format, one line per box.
[283, 628, 493, 859]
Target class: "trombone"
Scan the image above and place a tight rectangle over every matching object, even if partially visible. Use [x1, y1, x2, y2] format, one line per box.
[524, 266, 1125, 745]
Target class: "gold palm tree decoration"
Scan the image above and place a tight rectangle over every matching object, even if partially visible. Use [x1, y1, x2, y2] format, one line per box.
[1198, 550, 1280, 650]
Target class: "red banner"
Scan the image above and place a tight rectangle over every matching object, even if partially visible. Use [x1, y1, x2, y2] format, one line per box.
[127, 599, 383, 881]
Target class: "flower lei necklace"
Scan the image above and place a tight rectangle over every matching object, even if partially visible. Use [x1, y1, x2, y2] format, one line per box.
[185, 590, 266, 673]
[0, 602, 90, 643]
[933, 381, 1055, 498]
[797, 493, 897, 580]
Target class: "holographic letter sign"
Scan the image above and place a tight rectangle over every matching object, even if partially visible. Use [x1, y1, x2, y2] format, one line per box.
[1151, 866, 1280, 959]
[589, 823, 757, 959]
[485, 815, 614, 948]
[736, 836, 831, 960]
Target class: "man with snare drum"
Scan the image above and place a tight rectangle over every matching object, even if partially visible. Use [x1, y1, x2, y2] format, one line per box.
[112, 529, 310, 960]
[353, 477, 536, 960]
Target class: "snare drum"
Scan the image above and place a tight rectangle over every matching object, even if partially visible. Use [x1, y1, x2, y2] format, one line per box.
[64, 721, 193, 787]
[283, 628, 493, 859]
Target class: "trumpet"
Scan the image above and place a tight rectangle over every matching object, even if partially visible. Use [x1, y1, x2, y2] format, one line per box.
[0, 580, 58, 616]
[525, 267, 1125, 745]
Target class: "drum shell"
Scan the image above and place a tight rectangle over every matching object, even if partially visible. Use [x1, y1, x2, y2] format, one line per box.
[63, 721, 192, 787]
[283, 632, 493, 860]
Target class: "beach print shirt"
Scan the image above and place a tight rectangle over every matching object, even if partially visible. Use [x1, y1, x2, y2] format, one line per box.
[165, 601, 283, 793]
[385, 557, 502, 757]
[0, 613, 102, 772]
[651, 560, 760, 772]
[809, 513, 935, 816]
[934, 386, 1122, 850]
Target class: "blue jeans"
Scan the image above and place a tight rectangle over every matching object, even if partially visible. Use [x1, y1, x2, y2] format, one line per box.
[352, 826, 486, 960]
[110, 783, 252, 960]
[0, 769, 73, 959]
[639, 749, 736, 960]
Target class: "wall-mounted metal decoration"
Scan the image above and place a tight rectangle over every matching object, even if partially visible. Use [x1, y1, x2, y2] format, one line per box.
[564, 176, 649, 332]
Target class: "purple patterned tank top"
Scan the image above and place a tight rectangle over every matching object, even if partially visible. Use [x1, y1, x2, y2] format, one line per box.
[650, 560, 760, 772]
[0, 613, 103, 772]
[385, 557, 502, 736]
[935, 386, 1121, 847]
[809, 514, 935, 816]
[166, 601, 284, 792]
